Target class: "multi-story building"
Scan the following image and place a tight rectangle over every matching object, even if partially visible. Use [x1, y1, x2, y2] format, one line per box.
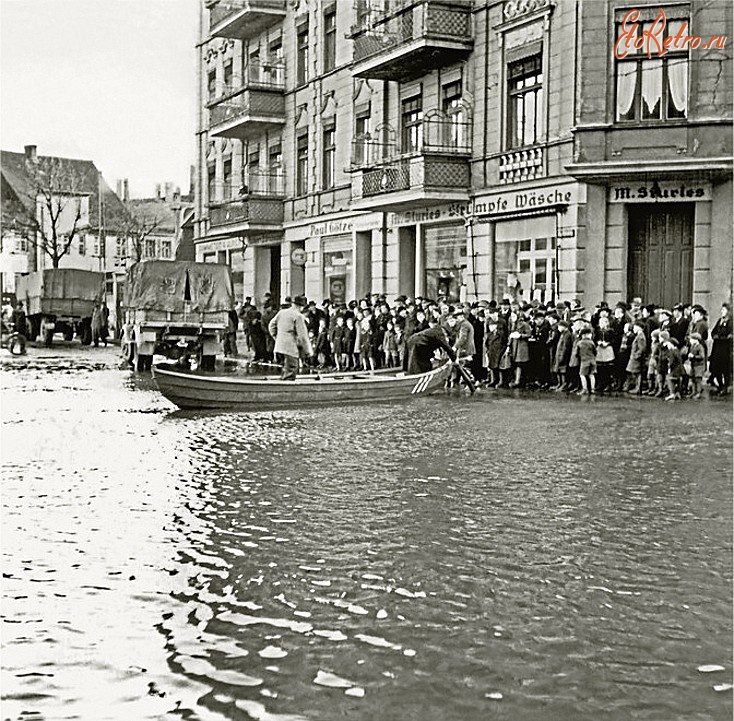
[1, 145, 129, 297]
[195, 0, 732, 309]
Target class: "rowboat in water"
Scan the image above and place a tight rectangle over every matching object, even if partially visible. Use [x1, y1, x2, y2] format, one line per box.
[151, 360, 454, 411]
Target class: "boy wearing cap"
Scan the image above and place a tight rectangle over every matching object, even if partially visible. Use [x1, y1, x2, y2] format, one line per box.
[664, 337, 683, 400]
[686, 332, 707, 398]
[577, 326, 597, 395]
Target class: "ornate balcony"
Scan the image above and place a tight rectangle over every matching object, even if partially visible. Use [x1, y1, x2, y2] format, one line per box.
[208, 171, 284, 232]
[208, 63, 285, 141]
[208, 0, 286, 41]
[350, 0, 473, 82]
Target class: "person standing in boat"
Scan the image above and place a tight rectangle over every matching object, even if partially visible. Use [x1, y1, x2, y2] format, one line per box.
[406, 320, 457, 375]
[268, 295, 313, 380]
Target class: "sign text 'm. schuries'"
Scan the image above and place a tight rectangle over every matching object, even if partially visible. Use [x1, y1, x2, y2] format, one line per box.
[611, 182, 711, 203]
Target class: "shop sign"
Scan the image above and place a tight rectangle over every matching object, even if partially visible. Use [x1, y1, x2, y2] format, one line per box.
[309, 219, 353, 236]
[291, 248, 307, 266]
[387, 185, 576, 226]
[610, 181, 711, 203]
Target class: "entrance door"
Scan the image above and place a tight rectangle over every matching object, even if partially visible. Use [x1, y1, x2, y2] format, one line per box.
[628, 204, 693, 306]
[270, 246, 281, 304]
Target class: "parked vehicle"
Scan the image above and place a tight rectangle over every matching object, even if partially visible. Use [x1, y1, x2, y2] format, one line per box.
[121, 260, 234, 372]
[15, 269, 105, 346]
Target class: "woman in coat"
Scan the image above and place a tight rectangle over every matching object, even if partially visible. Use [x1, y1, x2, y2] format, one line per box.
[509, 311, 532, 388]
[709, 302, 732, 394]
[483, 310, 507, 387]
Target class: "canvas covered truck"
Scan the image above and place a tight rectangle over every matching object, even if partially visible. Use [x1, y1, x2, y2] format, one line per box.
[16, 269, 105, 346]
[121, 260, 234, 372]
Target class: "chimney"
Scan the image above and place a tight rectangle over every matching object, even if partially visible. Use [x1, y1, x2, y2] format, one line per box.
[189, 164, 196, 198]
[116, 179, 124, 198]
[155, 183, 161, 200]
[164, 181, 174, 202]
[24, 145, 38, 163]
[123, 179, 129, 202]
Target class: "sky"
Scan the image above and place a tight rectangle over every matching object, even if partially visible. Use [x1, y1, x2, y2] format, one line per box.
[0, 0, 200, 198]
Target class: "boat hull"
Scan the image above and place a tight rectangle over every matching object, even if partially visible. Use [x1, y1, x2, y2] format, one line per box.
[151, 361, 453, 410]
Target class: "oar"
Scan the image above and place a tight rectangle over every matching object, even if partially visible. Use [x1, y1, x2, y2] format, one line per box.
[453, 357, 477, 395]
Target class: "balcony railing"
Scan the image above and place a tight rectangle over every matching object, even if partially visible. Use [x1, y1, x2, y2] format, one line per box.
[498, 146, 545, 184]
[209, 0, 286, 40]
[351, 0, 473, 81]
[351, 113, 472, 168]
[207, 61, 285, 104]
[209, 84, 285, 140]
[359, 155, 470, 198]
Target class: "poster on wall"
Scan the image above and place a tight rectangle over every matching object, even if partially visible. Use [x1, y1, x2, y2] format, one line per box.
[329, 276, 346, 305]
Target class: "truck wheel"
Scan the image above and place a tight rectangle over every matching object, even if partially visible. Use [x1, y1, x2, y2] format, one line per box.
[200, 354, 216, 371]
[80, 321, 92, 346]
[9, 334, 27, 356]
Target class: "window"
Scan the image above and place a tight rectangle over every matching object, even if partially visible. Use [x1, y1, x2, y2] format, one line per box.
[160, 240, 171, 259]
[245, 146, 259, 194]
[94, 237, 100, 256]
[296, 133, 309, 195]
[268, 143, 283, 194]
[615, 17, 688, 122]
[223, 59, 233, 91]
[324, 8, 336, 72]
[354, 109, 371, 165]
[507, 54, 544, 148]
[16, 238, 27, 252]
[494, 235, 556, 304]
[207, 164, 216, 203]
[401, 95, 423, 153]
[116, 236, 126, 258]
[322, 123, 336, 190]
[223, 157, 233, 201]
[247, 49, 260, 84]
[79, 236, 86, 255]
[145, 238, 156, 258]
[442, 80, 466, 150]
[208, 69, 216, 100]
[265, 38, 283, 86]
[297, 22, 309, 86]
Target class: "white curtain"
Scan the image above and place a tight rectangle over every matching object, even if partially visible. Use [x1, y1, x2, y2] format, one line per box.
[641, 59, 662, 118]
[668, 57, 688, 116]
[616, 61, 637, 120]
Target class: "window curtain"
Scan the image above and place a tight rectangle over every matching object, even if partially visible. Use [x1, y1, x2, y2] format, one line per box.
[616, 61, 637, 120]
[667, 57, 688, 116]
[641, 59, 662, 118]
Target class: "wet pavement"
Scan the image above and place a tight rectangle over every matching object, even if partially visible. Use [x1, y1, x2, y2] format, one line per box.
[1, 342, 732, 721]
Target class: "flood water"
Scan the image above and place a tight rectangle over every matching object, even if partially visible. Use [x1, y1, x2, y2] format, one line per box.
[1, 347, 732, 721]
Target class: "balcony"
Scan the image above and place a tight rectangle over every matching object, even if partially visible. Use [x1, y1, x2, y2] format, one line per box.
[350, 0, 473, 82]
[350, 114, 471, 211]
[208, 171, 284, 232]
[208, 62, 285, 141]
[498, 147, 545, 184]
[208, 0, 286, 41]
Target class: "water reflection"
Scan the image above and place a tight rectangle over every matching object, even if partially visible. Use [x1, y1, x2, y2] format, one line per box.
[1, 358, 732, 721]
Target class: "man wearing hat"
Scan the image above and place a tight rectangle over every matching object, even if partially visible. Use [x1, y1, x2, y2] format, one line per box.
[268, 295, 313, 380]
[625, 319, 648, 393]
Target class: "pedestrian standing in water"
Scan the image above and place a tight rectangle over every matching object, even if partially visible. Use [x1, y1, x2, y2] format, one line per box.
[268, 295, 312, 380]
[406, 320, 456, 375]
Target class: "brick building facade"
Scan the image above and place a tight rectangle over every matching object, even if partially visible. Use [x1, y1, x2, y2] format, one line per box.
[194, 0, 732, 309]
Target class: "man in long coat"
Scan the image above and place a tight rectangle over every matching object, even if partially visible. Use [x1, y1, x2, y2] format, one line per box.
[268, 295, 313, 380]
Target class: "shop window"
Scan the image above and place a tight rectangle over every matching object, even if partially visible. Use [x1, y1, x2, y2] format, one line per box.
[296, 133, 309, 196]
[297, 22, 309, 86]
[322, 236, 352, 304]
[323, 8, 336, 72]
[507, 54, 544, 148]
[322, 123, 336, 190]
[423, 224, 467, 303]
[494, 236, 556, 304]
[401, 95, 423, 154]
[615, 17, 688, 122]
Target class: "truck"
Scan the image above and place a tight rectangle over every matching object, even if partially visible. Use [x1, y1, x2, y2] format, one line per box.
[15, 268, 105, 346]
[120, 260, 234, 371]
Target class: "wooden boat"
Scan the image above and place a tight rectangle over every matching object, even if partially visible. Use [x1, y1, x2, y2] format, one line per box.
[151, 360, 454, 410]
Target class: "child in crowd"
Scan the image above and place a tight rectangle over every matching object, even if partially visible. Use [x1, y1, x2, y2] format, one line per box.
[645, 329, 662, 396]
[314, 318, 331, 369]
[685, 332, 707, 399]
[344, 316, 357, 369]
[566, 318, 584, 392]
[625, 320, 647, 394]
[664, 336, 683, 400]
[359, 316, 376, 371]
[330, 315, 347, 371]
[382, 320, 399, 368]
[577, 326, 597, 395]
[594, 314, 616, 394]
[552, 319, 572, 391]
[395, 326, 406, 370]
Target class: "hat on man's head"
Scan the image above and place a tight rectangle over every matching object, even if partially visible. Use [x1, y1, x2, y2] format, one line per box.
[658, 307, 672, 317]
[672, 303, 684, 312]
[487, 300, 497, 309]
[293, 295, 307, 307]
[395, 295, 407, 302]
[500, 297, 511, 306]
[691, 304, 707, 315]
[616, 301, 629, 311]
[453, 307, 466, 317]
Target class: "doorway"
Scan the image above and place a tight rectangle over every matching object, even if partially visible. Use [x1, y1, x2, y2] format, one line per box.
[627, 203, 694, 306]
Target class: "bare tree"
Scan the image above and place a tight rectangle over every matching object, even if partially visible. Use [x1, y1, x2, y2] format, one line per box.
[2, 157, 91, 269]
[121, 210, 162, 264]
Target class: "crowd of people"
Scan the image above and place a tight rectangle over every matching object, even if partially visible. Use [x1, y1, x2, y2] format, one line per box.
[227, 291, 733, 398]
